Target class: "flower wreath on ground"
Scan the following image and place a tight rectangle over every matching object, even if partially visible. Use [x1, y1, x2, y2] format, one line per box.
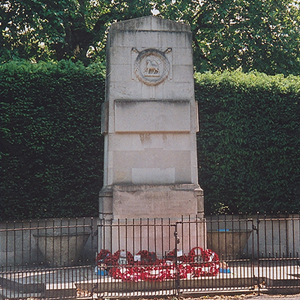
[96, 247, 220, 282]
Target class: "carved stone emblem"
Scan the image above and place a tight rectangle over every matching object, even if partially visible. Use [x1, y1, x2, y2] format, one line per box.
[134, 48, 171, 86]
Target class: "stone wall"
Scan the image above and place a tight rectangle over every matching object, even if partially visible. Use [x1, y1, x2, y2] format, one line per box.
[1, 215, 299, 267]
[0, 218, 98, 267]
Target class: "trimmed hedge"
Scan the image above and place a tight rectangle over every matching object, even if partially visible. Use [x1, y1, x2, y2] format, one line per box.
[0, 61, 105, 220]
[195, 71, 300, 214]
[1, 63, 299, 220]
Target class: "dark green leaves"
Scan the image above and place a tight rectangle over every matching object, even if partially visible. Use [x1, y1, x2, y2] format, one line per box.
[0, 61, 105, 220]
[1, 63, 299, 220]
[195, 71, 300, 214]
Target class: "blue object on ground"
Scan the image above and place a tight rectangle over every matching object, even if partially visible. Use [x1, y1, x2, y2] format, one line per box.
[95, 267, 108, 276]
[219, 268, 230, 273]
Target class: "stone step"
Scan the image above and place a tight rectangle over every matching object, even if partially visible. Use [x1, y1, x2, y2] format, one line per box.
[76, 275, 257, 294]
[0, 276, 77, 299]
[0, 287, 42, 299]
[0, 276, 45, 293]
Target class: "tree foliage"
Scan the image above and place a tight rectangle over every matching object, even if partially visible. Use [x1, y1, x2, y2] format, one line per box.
[1, 0, 300, 75]
[156, 0, 300, 75]
[0, 0, 155, 64]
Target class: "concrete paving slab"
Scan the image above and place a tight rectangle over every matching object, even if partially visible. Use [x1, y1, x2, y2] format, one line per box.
[0, 263, 299, 298]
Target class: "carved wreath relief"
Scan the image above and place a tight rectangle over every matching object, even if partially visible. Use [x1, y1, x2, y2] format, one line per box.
[134, 48, 171, 86]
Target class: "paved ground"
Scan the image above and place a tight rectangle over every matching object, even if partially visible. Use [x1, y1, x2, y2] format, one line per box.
[181, 293, 300, 300]
[1, 263, 299, 299]
[237, 294, 300, 300]
[135, 293, 300, 300]
[251, 295, 300, 300]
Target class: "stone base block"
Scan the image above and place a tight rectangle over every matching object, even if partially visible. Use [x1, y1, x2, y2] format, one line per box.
[99, 184, 204, 220]
[99, 184, 206, 256]
[98, 216, 206, 258]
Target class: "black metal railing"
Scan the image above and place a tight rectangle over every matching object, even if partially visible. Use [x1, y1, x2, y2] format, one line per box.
[0, 214, 299, 299]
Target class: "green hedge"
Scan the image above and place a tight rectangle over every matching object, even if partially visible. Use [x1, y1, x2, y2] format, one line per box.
[1, 63, 299, 220]
[0, 61, 105, 220]
[195, 71, 300, 214]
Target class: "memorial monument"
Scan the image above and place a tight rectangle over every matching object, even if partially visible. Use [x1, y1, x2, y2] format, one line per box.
[99, 16, 205, 253]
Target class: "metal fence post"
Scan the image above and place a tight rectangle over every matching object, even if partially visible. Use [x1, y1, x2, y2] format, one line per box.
[256, 212, 261, 294]
[174, 222, 181, 296]
[174, 223, 178, 296]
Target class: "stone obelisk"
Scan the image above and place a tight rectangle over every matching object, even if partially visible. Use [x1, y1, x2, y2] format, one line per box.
[99, 16, 205, 253]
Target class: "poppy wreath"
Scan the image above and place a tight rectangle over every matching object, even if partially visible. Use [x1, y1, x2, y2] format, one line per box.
[188, 247, 219, 276]
[193, 262, 219, 276]
[98, 247, 220, 281]
[109, 265, 177, 282]
[188, 247, 219, 264]
[109, 250, 134, 266]
[136, 250, 158, 265]
[96, 249, 111, 266]
[166, 249, 188, 263]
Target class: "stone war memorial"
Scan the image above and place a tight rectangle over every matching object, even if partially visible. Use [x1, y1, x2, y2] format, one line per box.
[99, 16, 205, 255]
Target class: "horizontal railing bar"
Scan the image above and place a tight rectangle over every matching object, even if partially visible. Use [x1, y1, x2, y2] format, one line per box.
[0, 224, 92, 232]
[0, 265, 93, 275]
[256, 218, 300, 221]
[257, 257, 300, 261]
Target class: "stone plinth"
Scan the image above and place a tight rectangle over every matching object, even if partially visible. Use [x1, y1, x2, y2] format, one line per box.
[99, 16, 205, 252]
[100, 184, 203, 220]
